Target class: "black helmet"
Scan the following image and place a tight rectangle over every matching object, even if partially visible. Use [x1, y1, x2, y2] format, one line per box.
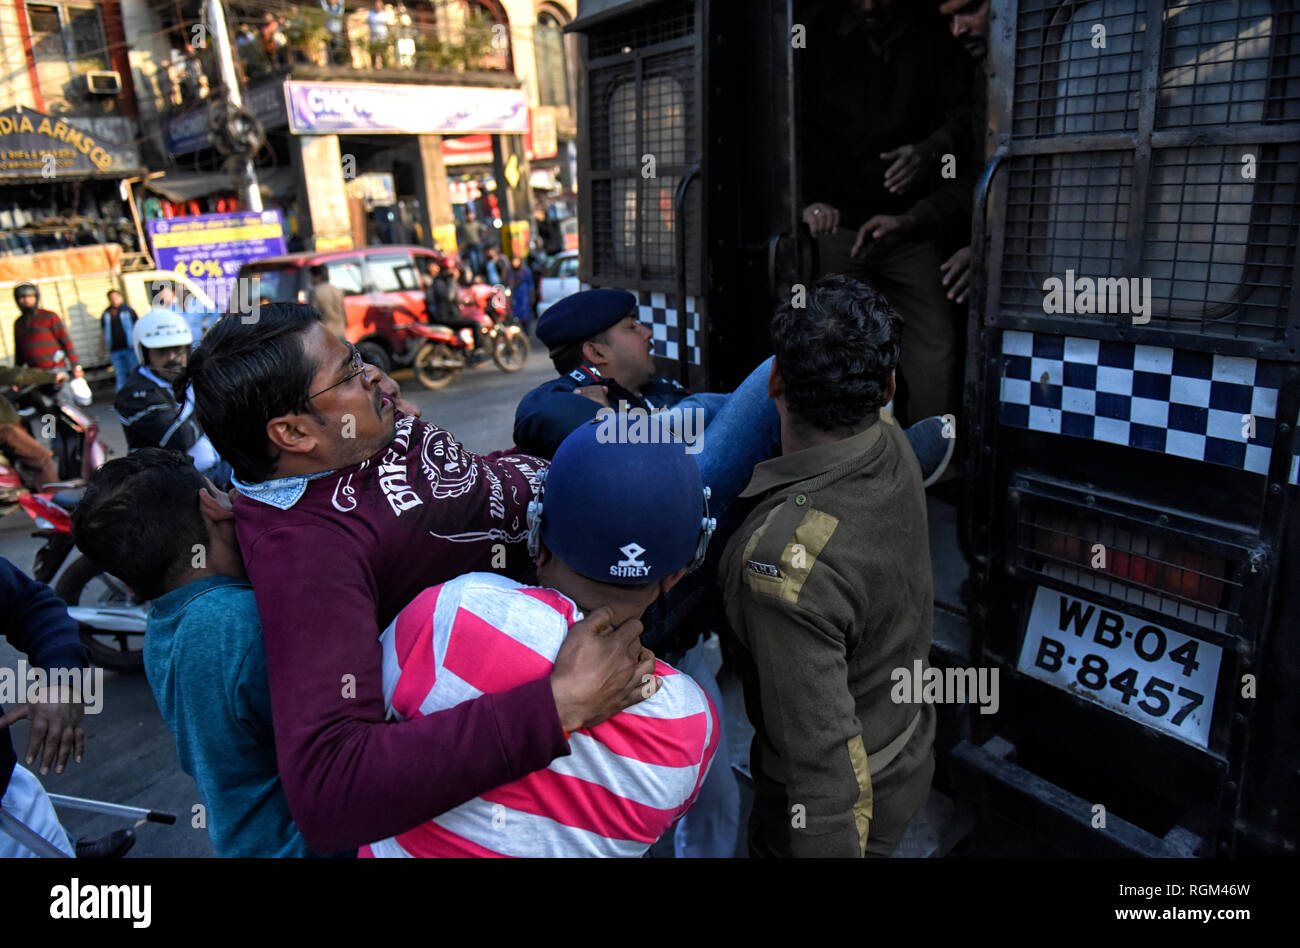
[13, 282, 39, 309]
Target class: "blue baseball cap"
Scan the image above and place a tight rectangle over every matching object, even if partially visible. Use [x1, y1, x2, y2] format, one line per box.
[531, 418, 712, 585]
[535, 288, 638, 349]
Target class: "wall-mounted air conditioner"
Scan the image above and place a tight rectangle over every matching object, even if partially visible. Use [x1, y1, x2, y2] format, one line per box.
[84, 71, 122, 95]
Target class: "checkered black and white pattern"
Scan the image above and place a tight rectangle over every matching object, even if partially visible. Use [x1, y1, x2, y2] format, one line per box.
[580, 284, 702, 365]
[999, 330, 1300, 485]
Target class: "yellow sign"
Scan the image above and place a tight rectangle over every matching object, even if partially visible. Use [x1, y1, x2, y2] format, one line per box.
[315, 234, 354, 251]
[149, 224, 285, 249]
[504, 154, 520, 190]
[433, 224, 458, 253]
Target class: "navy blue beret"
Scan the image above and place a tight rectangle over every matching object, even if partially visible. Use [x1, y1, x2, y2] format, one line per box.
[535, 289, 638, 349]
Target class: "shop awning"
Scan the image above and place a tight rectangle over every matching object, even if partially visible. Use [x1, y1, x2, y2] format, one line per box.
[145, 167, 297, 203]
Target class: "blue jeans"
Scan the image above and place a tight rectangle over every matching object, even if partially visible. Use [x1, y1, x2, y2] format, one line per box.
[672, 636, 740, 858]
[109, 348, 138, 391]
[661, 356, 781, 513]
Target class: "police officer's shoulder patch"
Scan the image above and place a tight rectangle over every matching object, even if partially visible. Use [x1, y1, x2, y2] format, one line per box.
[740, 495, 840, 605]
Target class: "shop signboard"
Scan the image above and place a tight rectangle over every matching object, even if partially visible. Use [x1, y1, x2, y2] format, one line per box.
[0, 106, 138, 178]
[147, 210, 287, 311]
[531, 108, 558, 160]
[164, 79, 287, 157]
[345, 172, 397, 206]
[285, 81, 528, 135]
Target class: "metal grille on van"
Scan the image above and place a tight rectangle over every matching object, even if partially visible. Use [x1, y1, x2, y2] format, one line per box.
[1016, 498, 1242, 635]
[586, 1, 701, 288]
[1012, 1, 1300, 138]
[587, 0, 695, 59]
[1156, 1, 1300, 128]
[999, 145, 1300, 339]
[1012, 0, 1144, 138]
[997, 0, 1300, 346]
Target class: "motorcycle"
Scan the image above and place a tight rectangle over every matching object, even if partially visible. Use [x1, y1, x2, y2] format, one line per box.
[409, 283, 531, 390]
[1, 382, 145, 674]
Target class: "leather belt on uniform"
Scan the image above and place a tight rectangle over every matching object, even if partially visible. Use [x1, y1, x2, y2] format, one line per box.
[868, 709, 923, 778]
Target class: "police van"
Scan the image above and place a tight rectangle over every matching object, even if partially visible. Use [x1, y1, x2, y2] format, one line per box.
[566, 0, 1298, 856]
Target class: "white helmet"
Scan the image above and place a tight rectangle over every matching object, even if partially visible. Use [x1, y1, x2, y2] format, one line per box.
[133, 307, 193, 366]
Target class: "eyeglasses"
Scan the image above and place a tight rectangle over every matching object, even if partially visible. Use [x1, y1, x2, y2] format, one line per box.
[306, 342, 366, 402]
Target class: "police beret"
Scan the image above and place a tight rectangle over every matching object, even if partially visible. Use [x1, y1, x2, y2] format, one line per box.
[535, 289, 638, 349]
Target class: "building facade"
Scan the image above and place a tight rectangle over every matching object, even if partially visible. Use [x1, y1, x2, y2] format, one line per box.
[141, 1, 578, 258]
[0, 0, 146, 365]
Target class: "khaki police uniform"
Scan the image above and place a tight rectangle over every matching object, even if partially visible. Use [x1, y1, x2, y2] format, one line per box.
[721, 410, 936, 857]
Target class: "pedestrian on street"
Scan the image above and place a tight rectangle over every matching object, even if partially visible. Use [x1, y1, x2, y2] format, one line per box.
[459, 207, 488, 277]
[510, 254, 535, 332]
[307, 265, 347, 341]
[100, 289, 139, 392]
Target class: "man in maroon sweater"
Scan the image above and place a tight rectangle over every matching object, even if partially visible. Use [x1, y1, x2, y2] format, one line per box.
[11, 283, 83, 379]
[185, 304, 654, 853]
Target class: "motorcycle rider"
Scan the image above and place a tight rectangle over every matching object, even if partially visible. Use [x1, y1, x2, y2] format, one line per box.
[11, 283, 83, 380]
[423, 254, 486, 360]
[115, 307, 231, 488]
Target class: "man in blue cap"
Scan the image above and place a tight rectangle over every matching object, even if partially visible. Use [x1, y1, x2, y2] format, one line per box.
[515, 289, 709, 458]
[366, 422, 720, 857]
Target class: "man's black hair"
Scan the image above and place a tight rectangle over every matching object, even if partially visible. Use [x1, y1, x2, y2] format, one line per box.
[550, 328, 611, 375]
[181, 302, 323, 484]
[769, 274, 901, 432]
[71, 448, 208, 601]
[309, 264, 328, 281]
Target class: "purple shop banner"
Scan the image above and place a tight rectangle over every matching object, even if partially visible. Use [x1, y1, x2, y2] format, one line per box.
[285, 80, 528, 135]
[147, 211, 286, 311]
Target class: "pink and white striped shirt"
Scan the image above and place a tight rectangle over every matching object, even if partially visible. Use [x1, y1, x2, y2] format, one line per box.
[363, 573, 719, 858]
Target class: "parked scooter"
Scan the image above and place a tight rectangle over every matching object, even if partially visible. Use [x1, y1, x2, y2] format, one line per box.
[1, 382, 145, 673]
[409, 284, 531, 390]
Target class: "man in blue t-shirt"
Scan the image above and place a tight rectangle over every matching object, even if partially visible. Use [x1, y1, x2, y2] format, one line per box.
[71, 448, 324, 857]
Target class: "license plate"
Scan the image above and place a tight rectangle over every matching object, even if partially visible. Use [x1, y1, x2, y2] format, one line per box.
[1017, 587, 1222, 748]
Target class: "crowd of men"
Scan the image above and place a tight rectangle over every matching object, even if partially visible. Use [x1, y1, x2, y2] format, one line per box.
[0, 0, 992, 859]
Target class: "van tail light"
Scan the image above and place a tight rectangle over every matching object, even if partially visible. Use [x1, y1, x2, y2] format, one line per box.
[1029, 509, 1230, 610]
[298, 289, 307, 303]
